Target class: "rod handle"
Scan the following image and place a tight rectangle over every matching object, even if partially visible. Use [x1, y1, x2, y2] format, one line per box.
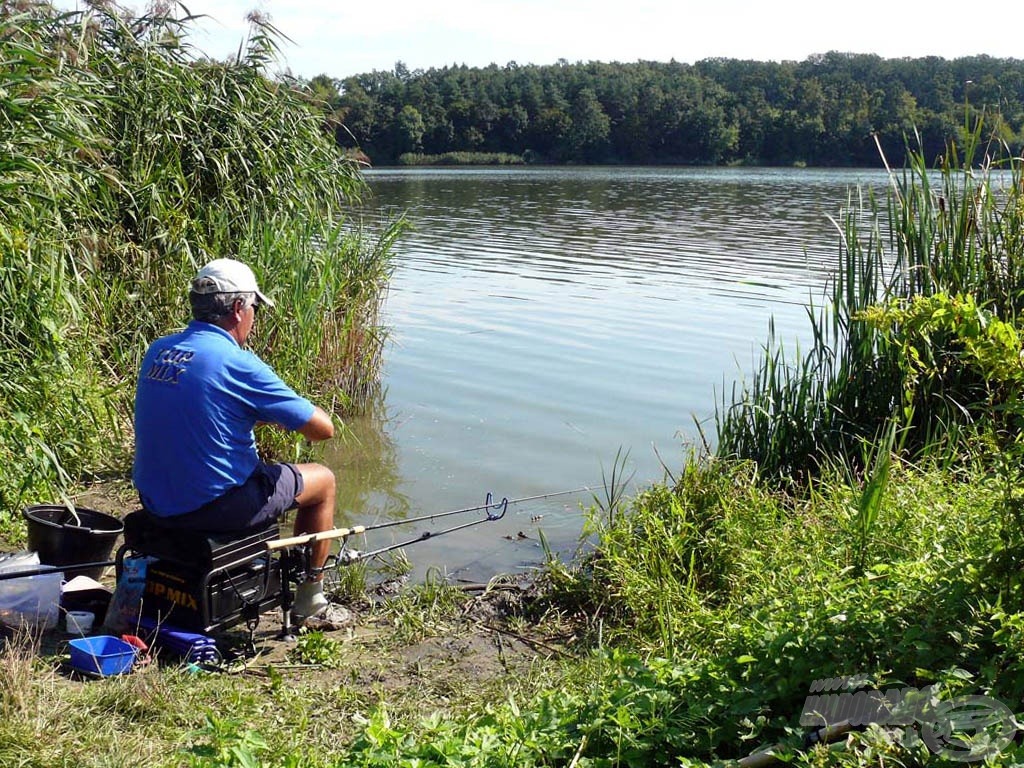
[267, 525, 366, 551]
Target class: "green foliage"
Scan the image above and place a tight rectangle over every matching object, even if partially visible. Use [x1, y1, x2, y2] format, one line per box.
[325, 557, 370, 605]
[846, 422, 898, 575]
[323, 55, 1024, 166]
[525, 455, 1023, 764]
[860, 292, 1024, 421]
[717, 119, 1024, 482]
[376, 567, 469, 645]
[286, 629, 346, 668]
[182, 713, 270, 768]
[338, 651, 703, 767]
[5, 455, 1024, 767]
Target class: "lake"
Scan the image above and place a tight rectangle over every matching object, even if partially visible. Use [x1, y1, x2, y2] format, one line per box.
[323, 166, 891, 582]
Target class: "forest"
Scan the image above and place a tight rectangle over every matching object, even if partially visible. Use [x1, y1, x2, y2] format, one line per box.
[308, 53, 1024, 166]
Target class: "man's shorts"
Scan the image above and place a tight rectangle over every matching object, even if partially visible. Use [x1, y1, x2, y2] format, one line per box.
[150, 461, 305, 532]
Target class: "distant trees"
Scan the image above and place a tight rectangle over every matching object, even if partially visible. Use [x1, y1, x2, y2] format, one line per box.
[308, 54, 1024, 167]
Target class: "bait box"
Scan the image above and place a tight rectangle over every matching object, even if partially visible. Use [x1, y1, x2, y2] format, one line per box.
[68, 635, 136, 676]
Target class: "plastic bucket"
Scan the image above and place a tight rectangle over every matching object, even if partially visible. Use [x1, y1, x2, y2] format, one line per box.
[23, 506, 124, 580]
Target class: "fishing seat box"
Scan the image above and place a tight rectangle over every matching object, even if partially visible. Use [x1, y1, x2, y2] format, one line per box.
[114, 510, 282, 633]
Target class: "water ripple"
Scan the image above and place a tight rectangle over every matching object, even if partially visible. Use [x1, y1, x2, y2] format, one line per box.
[341, 167, 887, 581]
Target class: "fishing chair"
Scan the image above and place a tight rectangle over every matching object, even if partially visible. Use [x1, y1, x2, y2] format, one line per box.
[114, 510, 287, 638]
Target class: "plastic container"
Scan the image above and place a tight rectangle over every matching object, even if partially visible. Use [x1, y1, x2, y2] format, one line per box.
[23, 506, 124, 580]
[68, 635, 137, 677]
[0, 552, 61, 629]
[66, 610, 95, 635]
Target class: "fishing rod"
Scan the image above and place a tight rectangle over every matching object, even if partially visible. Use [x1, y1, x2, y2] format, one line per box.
[352, 485, 595, 535]
[340, 492, 510, 562]
[264, 493, 512, 561]
[265, 485, 596, 562]
[336, 485, 597, 563]
[0, 559, 117, 582]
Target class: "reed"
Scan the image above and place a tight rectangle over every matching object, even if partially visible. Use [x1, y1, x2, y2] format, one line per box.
[715, 118, 1024, 482]
[0, 5, 400, 516]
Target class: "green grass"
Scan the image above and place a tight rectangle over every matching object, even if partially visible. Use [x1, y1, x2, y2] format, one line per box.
[320, 452, 1022, 767]
[5, 454, 1011, 767]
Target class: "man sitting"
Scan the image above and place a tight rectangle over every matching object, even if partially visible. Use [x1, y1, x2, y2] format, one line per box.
[133, 257, 337, 623]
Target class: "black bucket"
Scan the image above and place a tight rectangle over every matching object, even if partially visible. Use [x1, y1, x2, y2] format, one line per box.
[22, 505, 124, 580]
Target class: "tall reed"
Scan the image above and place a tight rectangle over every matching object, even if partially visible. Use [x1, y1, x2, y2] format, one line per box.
[715, 120, 1024, 482]
[0, 4, 400, 517]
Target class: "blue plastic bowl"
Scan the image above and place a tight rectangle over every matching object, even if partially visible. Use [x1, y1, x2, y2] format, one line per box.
[68, 635, 136, 676]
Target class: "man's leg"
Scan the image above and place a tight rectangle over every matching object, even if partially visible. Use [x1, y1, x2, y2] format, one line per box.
[291, 462, 336, 620]
[293, 462, 336, 571]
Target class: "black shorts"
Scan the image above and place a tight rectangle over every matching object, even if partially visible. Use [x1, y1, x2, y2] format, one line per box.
[150, 461, 304, 532]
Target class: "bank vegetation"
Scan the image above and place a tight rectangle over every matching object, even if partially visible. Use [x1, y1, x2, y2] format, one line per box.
[0, 3, 400, 529]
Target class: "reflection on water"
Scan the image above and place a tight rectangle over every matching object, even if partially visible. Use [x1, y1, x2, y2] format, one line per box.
[322, 391, 410, 524]
[327, 167, 890, 581]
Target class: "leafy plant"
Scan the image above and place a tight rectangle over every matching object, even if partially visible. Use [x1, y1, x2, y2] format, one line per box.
[716, 118, 1024, 483]
[0, 4, 401, 518]
[182, 713, 270, 768]
[287, 629, 345, 668]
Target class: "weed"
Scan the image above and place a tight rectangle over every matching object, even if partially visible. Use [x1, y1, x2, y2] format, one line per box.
[181, 712, 270, 768]
[375, 567, 469, 645]
[324, 558, 369, 606]
[374, 548, 413, 579]
[0, 627, 45, 718]
[716, 121, 1024, 483]
[0, 4, 401, 520]
[287, 630, 345, 668]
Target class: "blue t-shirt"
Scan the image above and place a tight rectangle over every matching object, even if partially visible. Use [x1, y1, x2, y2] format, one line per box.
[133, 321, 315, 516]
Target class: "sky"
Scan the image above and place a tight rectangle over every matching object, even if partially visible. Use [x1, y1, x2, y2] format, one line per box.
[57, 1, 1022, 81]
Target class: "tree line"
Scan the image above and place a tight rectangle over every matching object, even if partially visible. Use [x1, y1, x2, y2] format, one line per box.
[307, 53, 1024, 167]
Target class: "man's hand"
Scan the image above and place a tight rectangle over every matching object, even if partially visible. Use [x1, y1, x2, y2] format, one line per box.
[297, 406, 334, 442]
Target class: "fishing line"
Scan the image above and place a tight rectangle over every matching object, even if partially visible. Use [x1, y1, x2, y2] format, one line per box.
[336, 485, 598, 563]
[353, 484, 597, 534]
[501, 485, 597, 506]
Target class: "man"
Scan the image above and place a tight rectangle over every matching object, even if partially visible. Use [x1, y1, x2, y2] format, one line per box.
[133, 257, 336, 622]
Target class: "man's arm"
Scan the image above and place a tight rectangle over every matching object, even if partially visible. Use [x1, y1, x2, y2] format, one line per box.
[296, 406, 334, 442]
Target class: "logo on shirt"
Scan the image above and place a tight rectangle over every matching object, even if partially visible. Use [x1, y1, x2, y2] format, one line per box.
[144, 347, 195, 384]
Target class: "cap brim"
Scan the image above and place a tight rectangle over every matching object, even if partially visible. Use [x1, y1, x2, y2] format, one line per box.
[255, 290, 274, 308]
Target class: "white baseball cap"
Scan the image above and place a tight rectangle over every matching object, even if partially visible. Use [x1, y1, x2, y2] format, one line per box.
[191, 258, 274, 308]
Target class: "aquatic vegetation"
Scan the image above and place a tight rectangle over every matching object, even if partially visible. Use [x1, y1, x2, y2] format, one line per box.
[715, 120, 1024, 483]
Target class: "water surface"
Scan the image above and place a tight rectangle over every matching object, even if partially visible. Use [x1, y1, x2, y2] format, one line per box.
[325, 167, 889, 581]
